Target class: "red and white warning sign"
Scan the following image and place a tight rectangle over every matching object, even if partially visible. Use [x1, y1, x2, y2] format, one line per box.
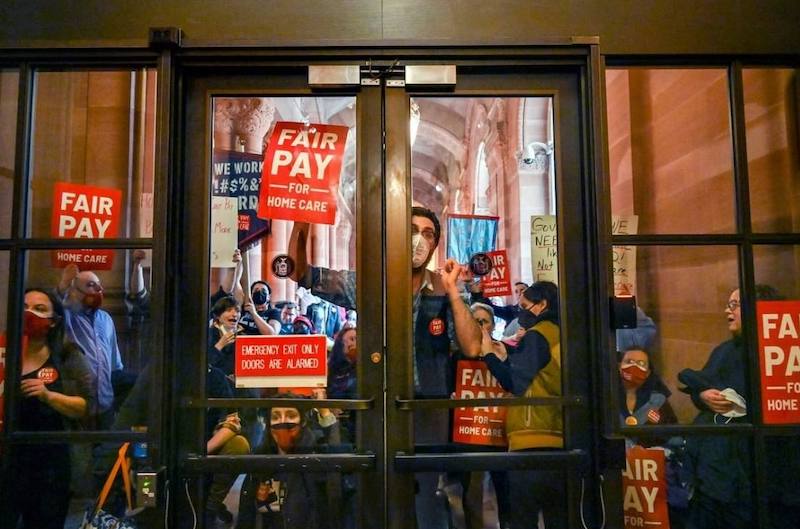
[480, 250, 512, 297]
[758, 300, 800, 424]
[452, 360, 509, 447]
[50, 182, 122, 270]
[622, 446, 670, 529]
[257, 121, 349, 225]
[235, 334, 328, 389]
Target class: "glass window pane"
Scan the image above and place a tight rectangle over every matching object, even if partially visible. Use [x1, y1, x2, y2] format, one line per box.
[606, 68, 735, 234]
[743, 68, 800, 233]
[21, 249, 154, 433]
[754, 245, 800, 425]
[615, 245, 740, 425]
[620, 435, 754, 528]
[411, 96, 565, 526]
[206, 96, 358, 451]
[28, 69, 157, 239]
[0, 70, 19, 239]
[765, 435, 800, 528]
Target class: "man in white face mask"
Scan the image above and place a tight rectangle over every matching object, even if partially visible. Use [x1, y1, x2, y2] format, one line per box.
[289, 206, 470, 529]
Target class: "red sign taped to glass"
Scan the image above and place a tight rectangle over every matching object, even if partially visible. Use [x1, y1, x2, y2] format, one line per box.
[452, 360, 509, 447]
[235, 334, 328, 389]
[257, 121, 349, 225]
[622, 445, 670, 529]
[50, 182, 122, 270]
[757, 300, 800, 424]
[480, 249, 512, 297]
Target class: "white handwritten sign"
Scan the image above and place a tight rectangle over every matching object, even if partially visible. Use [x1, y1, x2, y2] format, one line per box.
[210, 196, 238, 268]
[612, 215, 639, 295]
[531, 215, 558, 284]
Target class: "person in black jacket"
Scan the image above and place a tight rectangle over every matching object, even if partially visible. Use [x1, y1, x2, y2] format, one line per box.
[678, 285, 781, 529]
[1, 289, 93, 529]
[235, 394, 341, 529]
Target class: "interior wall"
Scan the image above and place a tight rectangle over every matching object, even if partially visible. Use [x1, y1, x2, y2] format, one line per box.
[1, 1, 799, 55]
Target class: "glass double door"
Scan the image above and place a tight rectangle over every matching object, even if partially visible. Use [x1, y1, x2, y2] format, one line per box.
[178, 58, 597, 529]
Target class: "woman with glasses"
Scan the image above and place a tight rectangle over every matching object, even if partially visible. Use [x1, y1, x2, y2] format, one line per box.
[678, 285, 781, 529]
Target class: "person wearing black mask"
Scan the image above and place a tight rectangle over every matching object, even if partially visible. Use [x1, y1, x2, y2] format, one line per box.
[443, 263, 566, 529]
[1, 288, 93, 529]
[240, 280, 281, 335]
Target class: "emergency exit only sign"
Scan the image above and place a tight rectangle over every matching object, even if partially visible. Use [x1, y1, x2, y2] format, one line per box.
[758, 300, 800, 424]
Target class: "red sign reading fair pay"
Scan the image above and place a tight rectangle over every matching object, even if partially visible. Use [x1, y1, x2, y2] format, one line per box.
[757, 300, 800, 424]
[235, 334, 328, 389]
[258, 121, 349, 225]
[50, 182, 122, 271]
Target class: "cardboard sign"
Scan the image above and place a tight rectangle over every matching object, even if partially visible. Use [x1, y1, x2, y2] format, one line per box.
[210, 196, 239, 268]
[212, 149, 271, 248]
[258, 121, 349, 225]
[622, 446, 670, 529]
[612, 215, 639, 295]
[235, 334, 328, 388]
[530, 215, 558, 284]
[50, 182, 122, 270]
[137, 192, 153, 267]
[480, 250, 512, 297]
[757, 300, 800, 424]
[452, 360, 509, 447]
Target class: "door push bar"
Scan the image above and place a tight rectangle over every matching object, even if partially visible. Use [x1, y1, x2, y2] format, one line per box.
[395, 395, 584, 410]
[394, 449, 588, 472]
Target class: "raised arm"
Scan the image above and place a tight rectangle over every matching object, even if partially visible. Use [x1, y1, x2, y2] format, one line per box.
[441, 259, 482, 358]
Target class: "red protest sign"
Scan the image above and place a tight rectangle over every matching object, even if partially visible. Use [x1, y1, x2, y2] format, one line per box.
[257, 121, 349, 225]
[452, 360, 509, 447]
[480, 250, 512, 297]
[757, 300, 800, 424]
[235, 334, 328, 389]
[50, 182, 122, 270]
[622, 446, 670, 529]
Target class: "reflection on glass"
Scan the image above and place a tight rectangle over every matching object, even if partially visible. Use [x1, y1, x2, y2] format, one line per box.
[0, 70, 19, 239]
[23, 249, 153, 432]
[618, 245, 740, 425]
[606, 68, 735, 234]
[744, 68, 800, 233]
[410, 97, 566, 527]
[28, 69, 157, 239]
[205, 96, 358, 490]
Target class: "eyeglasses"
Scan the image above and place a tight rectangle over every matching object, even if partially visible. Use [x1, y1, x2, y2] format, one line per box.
[412, 226, 436, 243]
[726, 300, 741, 311]
[621, 358, 649, 369]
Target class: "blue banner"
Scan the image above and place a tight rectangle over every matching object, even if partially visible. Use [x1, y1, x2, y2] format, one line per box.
[212, 149, 271, 248]
[446, 214, 499, 263]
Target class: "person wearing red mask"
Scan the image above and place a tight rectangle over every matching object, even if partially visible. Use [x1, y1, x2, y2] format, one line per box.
[57, 264, 123, 428]
[618, 348, 677, 429]
[0, 288, 93, 529]
[234, 394, 341, 529]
